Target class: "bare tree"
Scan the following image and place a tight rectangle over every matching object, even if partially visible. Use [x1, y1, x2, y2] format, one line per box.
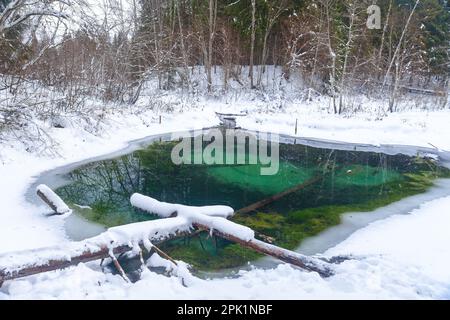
[0, 0, 85, 33]
[206, 0, 217, 92]
[377, 0, 393, 75]
[383, 0, 420, 88]
[249, 0, 256, 89]
[337, 1, 365, 114]
[383, 0, 420, 112]
[257, 0, 287, 87]
[322, 0, 338, 113]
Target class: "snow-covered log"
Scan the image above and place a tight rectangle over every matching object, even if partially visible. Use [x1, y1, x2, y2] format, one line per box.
[194, 222, 334, 277]
[0, 218, 191, 286]
[131, 193, 253, 240]
[36, 184, 71, 215]
[0, 187, 334, 286]
[131, 193, 334, 277]
[131, 193, 235, 218]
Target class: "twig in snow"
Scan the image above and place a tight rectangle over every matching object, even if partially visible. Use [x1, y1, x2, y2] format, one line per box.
[109, 251, 130, 283]
[151, 245, 178, 266]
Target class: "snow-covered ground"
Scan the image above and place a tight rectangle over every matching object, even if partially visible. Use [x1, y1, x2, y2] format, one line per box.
[1, 100, 450, 299]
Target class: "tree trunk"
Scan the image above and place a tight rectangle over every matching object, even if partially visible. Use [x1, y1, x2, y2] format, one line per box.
[0, 225, 189, 285]
[193, 222, 334, 277]
[206, 0, 217, 93]
[377, 0, 393, 77]
[257, 30, 270, 86]
[389, 54, 402, 113]
[382, 0, 420, 89]
[249, 0, 256, 89]
[176, 0, 190, 89]
[338, 5, 356, 114]
[325, 3, 337, 114]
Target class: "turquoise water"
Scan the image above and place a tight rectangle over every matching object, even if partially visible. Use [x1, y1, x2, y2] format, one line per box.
[56, 133, 449, 270]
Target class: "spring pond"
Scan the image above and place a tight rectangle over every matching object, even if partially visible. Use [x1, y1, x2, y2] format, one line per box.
[56, 130, 450, 271]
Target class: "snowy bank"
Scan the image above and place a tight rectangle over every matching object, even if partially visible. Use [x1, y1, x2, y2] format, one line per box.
[1, 102, 450, 299]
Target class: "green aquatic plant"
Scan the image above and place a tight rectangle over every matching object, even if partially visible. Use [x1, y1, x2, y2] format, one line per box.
[170, 168, 449, 270]
[56, 138, 450, 271]
[334, 164, 403, 187]
[159, 233, 262, 270]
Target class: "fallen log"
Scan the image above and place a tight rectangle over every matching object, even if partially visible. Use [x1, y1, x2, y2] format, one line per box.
[36, 184, 71, 215]
[0, 186, 335, 287]
[193, 222, 333, 277]
[0, 186, 198, 287]
[236, 175, 323, 215]
[0, 217, 191, 286]
[0, 242, 129, 286]
[130, 193, 334, 277]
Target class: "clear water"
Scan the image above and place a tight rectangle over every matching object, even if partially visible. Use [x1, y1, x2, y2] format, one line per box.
[56, 131, 449, 270]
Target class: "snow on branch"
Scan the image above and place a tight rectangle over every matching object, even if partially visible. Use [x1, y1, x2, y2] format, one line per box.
[0, 216, 191, 281]
[130, 193, 334, 277]
[0, 0, 80, 33]
[147, 253, 196, 287]
[131, 193, 254, 242]
[105, 217, 191, 250]
[36, 184, 71, 214]
[1, 186, 335, 287]
[131, 193, 235, 219]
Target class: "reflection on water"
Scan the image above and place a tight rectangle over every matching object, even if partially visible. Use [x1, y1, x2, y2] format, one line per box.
[57, 131, 449, 270]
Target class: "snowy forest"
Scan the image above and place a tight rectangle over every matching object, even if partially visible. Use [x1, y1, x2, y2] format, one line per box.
[1, 0, 450, 301]
[1, 1, 449, 124]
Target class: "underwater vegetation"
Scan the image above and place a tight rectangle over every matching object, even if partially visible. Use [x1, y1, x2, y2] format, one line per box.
[57, 137, 450, 270]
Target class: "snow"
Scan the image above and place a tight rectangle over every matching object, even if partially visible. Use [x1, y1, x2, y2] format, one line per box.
[131, 193, 254, 241]
[106, 217, 191, 248]
[237, 106, 450, 152]
[36, 184, 71, 214]
[0, 108, 217, 254]
[190, 213, 255, 242]
[147, 254, 196, 287]
[0, 217, 190, 276]
[326, 196, 450, 283]
[130, 193, 235, 219]
[130, 194, 330, 273]
[1, 96, 450, 299]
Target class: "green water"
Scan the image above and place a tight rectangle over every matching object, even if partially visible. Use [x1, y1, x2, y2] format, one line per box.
[56, 134, 450, 270]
